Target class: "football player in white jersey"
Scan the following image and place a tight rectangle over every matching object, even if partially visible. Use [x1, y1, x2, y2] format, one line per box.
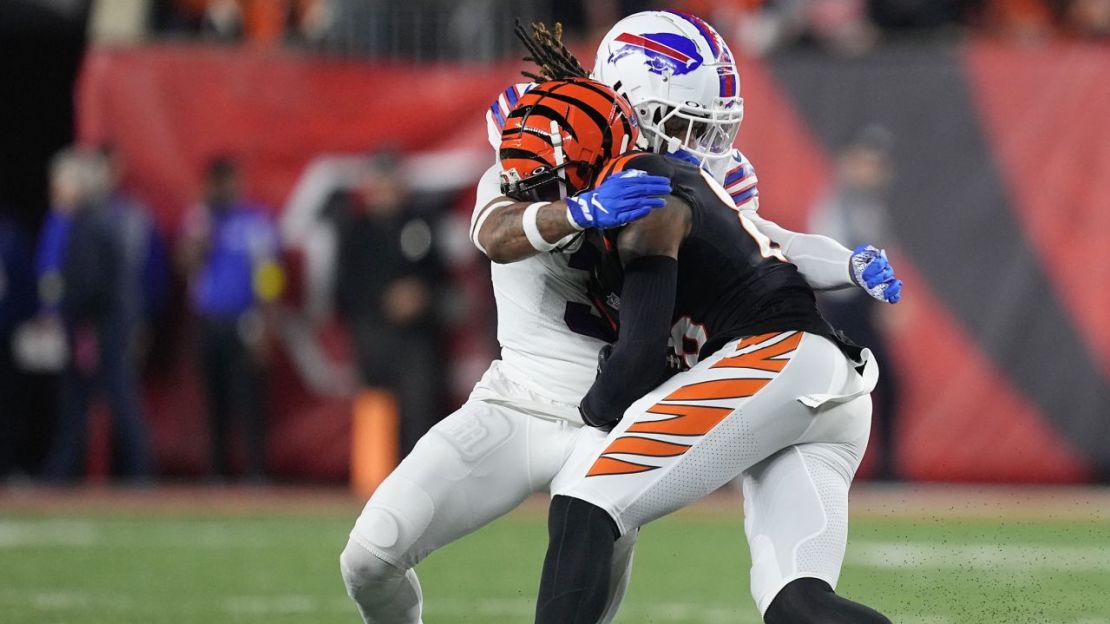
[339, 13, 900, 624]
[338, 71, 666, 624]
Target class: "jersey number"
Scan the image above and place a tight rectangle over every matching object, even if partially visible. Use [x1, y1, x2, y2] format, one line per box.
[563, 241, 619, 342]
[699, 169, 787, 262]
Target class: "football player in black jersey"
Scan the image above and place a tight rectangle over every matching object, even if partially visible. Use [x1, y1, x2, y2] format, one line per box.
[497, 81, 895, 623]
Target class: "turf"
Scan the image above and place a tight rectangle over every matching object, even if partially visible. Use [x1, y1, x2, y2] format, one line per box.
[1, 498, 1108, 623]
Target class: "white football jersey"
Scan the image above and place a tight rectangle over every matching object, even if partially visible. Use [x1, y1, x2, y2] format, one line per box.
[470, 165, 609, 419]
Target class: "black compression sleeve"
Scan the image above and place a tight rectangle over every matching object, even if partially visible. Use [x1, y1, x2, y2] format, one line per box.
[579, 255, 677, 428]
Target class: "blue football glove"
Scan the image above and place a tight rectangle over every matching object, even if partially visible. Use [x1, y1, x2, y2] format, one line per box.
[850, 245, 903, 304]
[566, 169, 671, 230]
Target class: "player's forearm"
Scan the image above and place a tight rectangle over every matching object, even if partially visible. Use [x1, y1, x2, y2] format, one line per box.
[580, 256, 677, 427]
[475, 198, 578, 263]
[746, 212, 854, 290]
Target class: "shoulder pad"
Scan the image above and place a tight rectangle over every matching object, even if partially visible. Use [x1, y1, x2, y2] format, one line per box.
[722, 150, 759, 212]
[486, 82, 536, 152]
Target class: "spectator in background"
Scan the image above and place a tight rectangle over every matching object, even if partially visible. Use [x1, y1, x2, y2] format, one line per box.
[809, 125, 903, 480]
[39, 147, 154, 484]
[100, 144, 170, 367]
[328, 152, 446, 456]
[179, 157, 282, 481]
[0, 215, 36, 478]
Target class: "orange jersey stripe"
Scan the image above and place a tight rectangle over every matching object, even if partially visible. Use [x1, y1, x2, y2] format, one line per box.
[608, 152, 643, 175]
[629, 404, 733, 436]
[586, 456, 659, 478]
[595, 152, 644, 186]
[601, 435, 692, 458]
[663, 378, 770, 402]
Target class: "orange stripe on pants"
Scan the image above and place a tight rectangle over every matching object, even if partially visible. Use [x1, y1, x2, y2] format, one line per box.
[711, 332, 802, 372]
[663, 378, 770, 401]
[586, 456, 659, 477]
[601, 435, 691, 458]
[627, 404, 733, 436]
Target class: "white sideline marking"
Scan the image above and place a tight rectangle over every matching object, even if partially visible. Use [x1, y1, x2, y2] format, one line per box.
[633, 602, 748, 623]
[0, 588, 134, 611]
[224, 595, 316, 615]
[0, 519, 273, 549]
[0, 520, 97, 547]
[30, 591, 91, 610]
[849, 541, 1110, 572]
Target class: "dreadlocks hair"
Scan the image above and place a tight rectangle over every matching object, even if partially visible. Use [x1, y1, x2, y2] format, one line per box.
[514, 20, 589, 82]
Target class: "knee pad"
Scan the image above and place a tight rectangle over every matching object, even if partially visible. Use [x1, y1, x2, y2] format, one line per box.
[340, 537, 425, 623]
[340, 538, 405, 597]
[764, 577, 891, 624]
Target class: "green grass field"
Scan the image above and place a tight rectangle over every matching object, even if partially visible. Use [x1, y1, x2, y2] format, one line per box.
[2, 487, 1108, 623]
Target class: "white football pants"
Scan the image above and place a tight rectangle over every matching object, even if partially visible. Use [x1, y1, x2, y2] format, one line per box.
[555, 331, 876, 617]
[340, 362, 633, 624]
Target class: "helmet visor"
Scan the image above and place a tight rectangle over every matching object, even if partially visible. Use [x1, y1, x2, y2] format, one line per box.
[656, 100, 744, 159]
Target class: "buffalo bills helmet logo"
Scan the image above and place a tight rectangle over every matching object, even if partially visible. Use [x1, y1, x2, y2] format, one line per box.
[608, 32, 703, 77]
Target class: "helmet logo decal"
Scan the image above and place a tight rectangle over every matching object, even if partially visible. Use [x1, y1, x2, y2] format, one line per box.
[609, 32, 703, 77]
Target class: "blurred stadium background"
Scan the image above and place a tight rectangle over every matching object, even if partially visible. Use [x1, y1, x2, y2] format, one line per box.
[1, 0, 1108, 623]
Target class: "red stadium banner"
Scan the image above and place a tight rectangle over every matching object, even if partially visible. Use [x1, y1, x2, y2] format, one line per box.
[76, 42, 1109, 482]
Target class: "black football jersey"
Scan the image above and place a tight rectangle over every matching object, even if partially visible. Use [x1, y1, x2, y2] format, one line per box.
[590, 151, 844, 366]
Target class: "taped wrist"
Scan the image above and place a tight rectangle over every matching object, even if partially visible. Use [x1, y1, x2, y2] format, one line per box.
[580, 256, 677, 427]
[523, 202, 557, 251]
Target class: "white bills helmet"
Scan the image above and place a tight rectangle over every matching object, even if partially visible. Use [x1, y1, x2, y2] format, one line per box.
[593, 11, 743, 168]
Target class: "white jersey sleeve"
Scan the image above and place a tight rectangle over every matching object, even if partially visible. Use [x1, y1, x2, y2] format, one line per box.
[744, 209, 854, 290]
[471, 167, 606, 410]
[470, 152, 607, 415]
[474, 82, 540, 256]
[470, 164, 512, 256]
[711, 150, 854, 290]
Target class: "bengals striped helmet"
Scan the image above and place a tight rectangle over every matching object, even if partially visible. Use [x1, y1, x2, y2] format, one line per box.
[499, 78, 638, 202]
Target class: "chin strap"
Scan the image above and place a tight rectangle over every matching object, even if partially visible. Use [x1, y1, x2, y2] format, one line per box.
[550, 121, 568, 200]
